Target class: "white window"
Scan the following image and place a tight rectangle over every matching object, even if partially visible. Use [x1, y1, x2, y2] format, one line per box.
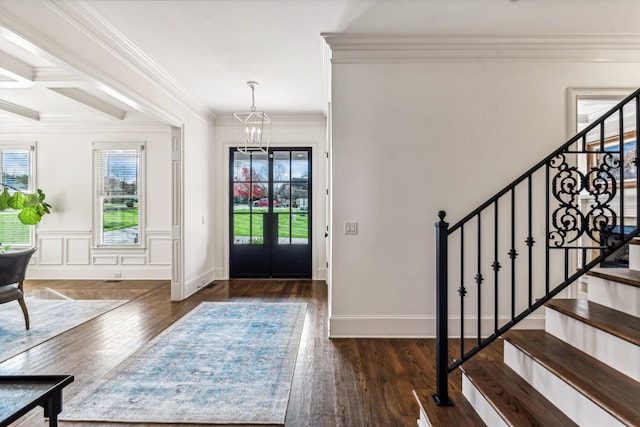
[0, 144, 34, 248]
[94, 142, 145, 246]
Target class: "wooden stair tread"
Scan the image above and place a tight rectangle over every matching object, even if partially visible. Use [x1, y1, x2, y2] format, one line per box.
[545, 299, 640, 346]
[504, 330, 640, 426]
[587, 268, 640, 288]
[413, 389, 485, 427]
[629, 238, 640, 245]
[462, 360, 577, 427]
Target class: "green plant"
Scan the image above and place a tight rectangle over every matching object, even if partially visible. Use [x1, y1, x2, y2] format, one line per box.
[0, 183, 51, 225]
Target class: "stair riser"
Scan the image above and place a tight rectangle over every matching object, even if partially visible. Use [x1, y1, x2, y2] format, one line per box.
[545, 307, 640, 381]
[629, 243, 640, 271]
[504, 341, 625, 427]
[587, 276, 639, 317]
[461, 373, 509, 427]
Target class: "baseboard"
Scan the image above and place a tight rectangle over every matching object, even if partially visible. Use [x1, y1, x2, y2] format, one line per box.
[26, 266, 171, 280]
[329, 314, 545, 338]
[182, 269, 216, 301]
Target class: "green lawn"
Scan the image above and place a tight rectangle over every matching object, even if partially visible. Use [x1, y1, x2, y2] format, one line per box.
[233, 212, 308, 239]
[103, 208, 139, 232]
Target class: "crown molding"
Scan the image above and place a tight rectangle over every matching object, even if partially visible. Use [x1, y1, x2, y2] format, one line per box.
[322, 33, 640, 63]
[215, 112, 326, 128]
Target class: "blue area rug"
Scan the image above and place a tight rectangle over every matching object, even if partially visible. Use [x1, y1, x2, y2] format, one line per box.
[61, 302, 307, 424]
[0, 298, 127, 363]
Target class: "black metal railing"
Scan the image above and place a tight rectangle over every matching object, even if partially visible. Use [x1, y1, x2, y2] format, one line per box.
[433, 88, 640, 406]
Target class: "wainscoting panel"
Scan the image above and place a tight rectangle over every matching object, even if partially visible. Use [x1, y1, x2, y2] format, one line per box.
[93, 256, 119, 265]
[120, 255, 146, 265]
[38, 237, 64, 265]
[66, 238, 91, 265]
[147, 232, 171, 265]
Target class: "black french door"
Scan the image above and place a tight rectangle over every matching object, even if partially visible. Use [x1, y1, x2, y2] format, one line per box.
[229, 147, 311, 278]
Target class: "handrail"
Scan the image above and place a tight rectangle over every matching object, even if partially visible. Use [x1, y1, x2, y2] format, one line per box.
[433, 88, 640, 406]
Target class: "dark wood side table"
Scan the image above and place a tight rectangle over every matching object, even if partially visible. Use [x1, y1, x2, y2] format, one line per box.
[0, 375, 74, 427]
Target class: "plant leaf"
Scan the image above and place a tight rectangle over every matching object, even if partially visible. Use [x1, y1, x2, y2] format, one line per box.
[23, 193, 41, 207]
[8, 192, 24, 209]
[0, 188, 9, 210]
[18, 206, 41, 225]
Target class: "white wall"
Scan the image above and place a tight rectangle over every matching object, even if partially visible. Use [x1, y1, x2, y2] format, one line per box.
[0, 120, 173, 279]
[213, 115, 328, 280]
[327, 37, 640, 337]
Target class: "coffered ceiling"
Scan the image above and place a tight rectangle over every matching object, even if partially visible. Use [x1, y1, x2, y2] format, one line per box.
[0, 0, 639, 124]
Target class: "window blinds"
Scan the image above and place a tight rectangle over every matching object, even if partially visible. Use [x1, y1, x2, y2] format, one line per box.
[0, 149, 32, 246]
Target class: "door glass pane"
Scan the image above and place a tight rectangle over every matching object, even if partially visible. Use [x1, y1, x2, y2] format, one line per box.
[251, 213, 264, 244]
[278, 213, 290, 244]
[273, 151, 290, 181]
[233, 183, 252, 212]
[291, 181, 308, 212]
[233, 214, 250, 244]
[292, 151, 308, 180]
[251, 152, 268, 181]
[250, 185, 269, 211]
[273, 182, 290, 211]
[233, 152, 251, 181]
[291, 213, 308, 244]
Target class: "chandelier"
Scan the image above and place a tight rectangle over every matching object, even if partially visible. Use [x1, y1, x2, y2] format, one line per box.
[233, 81, 271, 154]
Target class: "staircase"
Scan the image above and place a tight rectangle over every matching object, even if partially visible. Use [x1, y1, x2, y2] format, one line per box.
[415, 247, 640, 426]
[415, 89, 640, 426]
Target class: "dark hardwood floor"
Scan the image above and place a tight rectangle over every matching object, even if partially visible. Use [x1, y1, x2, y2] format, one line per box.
[3, 279, 502, 427]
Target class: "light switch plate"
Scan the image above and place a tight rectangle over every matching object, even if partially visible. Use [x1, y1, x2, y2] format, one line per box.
[344, 221, 358, 235]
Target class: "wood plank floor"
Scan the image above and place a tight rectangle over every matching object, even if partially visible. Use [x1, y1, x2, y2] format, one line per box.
[3, 279, 502, 427]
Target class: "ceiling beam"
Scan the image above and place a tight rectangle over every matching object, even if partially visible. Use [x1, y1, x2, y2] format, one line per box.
[0, 50, 33, 84]
[0, 99, 39, 121]
[48, 87, 126, 120]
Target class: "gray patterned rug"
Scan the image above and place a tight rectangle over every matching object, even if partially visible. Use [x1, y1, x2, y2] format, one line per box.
[0, 298, 127, 363]
[61, 302, 307, 424]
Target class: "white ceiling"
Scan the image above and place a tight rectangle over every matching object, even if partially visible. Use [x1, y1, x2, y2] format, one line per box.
[0, 0, 639, 123]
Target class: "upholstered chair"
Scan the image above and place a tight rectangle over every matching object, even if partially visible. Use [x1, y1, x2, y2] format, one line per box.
[0, 248, 37, 330]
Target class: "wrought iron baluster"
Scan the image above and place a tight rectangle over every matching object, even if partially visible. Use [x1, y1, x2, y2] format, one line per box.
[546, 161, 550, 293]
[476, 213, 482, 345]
[620, 108, 625, 240]
[527, 176, 534, 306]
[460, 225, 465, 361]
[509, 188, 516, 320]
[493, 200, 500, 333]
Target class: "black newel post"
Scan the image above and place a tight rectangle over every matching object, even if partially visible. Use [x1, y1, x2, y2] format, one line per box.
[433, 211, 452, 405]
